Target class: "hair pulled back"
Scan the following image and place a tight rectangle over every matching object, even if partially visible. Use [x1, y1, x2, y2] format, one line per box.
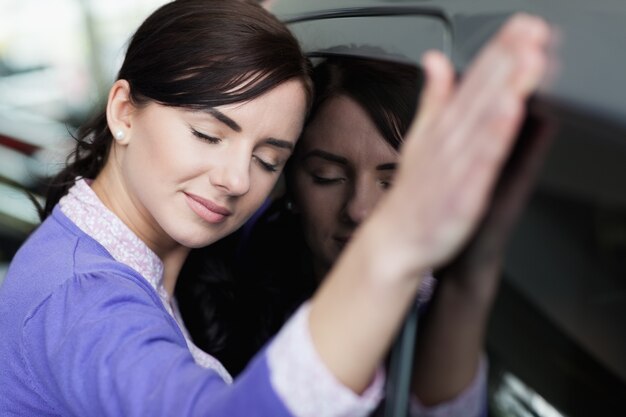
[42, 0, 312, 219]
[307, 56, 422, 151]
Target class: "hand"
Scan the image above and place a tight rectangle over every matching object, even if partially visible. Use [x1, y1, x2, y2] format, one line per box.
[436, 116, 556, 300]
[371, 14, 552, 279]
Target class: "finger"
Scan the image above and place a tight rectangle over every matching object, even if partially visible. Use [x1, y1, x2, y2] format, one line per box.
[451, 117, 556, 276]
[411, 50, 455, 134]
[438, 90, 526, 219]
[441, 14, 550, 156]
[506, 14, 552, 95]
[477, 117, 556, 242]
[418, 92, 525, 268]
[458, 14, 550, 102]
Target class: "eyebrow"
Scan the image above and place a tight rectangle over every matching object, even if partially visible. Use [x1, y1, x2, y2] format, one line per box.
[265, 138, 295, 151]
[206, 108, 241, 132]
[203, 109, 294, 150]
[301, 149, 348, 165]
[302, 150, 397, 170]
[377, 163, 397, 171]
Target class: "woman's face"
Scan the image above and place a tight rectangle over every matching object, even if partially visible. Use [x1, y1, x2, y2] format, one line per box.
[117, 79, 308, 251]
[291, 94, 399, 275]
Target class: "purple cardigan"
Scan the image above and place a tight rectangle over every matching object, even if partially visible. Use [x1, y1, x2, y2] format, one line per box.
[0, 205, 382, 416]
[0, 207, 283, 415]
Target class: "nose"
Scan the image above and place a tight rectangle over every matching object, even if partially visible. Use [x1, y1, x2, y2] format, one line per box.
[210, 148, 251, 197]
[342, 179, 379, 226]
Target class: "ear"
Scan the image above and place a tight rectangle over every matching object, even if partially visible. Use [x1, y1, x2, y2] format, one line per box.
[106, 80, 134, 145]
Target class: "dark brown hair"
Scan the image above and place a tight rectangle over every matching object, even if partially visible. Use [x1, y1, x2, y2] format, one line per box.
[41, 0, 312, 219]
[306, 56, 422, 151]
[283, 56, 422, 197]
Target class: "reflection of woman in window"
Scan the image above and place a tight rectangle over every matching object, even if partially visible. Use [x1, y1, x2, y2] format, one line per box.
[180, 57, 492, 416]
[287, 58, 495, 415]
[0, 0, 550, 414]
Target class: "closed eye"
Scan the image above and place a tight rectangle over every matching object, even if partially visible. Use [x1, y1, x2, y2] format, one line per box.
[312, 174, 345, 185]
[254, 155, 279, 173]
[190, 127, 221, 144]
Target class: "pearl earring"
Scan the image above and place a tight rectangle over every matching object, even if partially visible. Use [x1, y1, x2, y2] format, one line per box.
[114, 130, 125, 141]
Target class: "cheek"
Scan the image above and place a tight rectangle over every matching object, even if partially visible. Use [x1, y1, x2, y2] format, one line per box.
[121, 142, 162, 200]
[293, 177, 341, 232]
[126, 130, 185, 181]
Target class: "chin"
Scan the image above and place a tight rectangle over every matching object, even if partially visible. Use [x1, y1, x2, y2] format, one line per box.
[324, 250, 341, 267]
[169, 216, 238, 248]
[172, 229, 223, 249]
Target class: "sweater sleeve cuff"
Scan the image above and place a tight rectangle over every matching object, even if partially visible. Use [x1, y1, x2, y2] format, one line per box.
[267, 302, 385, 417]
[409, 355, 488, 417]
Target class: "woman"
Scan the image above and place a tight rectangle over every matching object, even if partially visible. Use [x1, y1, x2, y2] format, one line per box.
[179, 56, 488, 416]
[0, 0, 550, 414]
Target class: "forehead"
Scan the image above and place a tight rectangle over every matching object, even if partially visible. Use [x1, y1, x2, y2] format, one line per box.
[181, 79, 308, 142]
[299, 94, 398, 163]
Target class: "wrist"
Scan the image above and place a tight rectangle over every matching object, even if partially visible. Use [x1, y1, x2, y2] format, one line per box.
[356, 213, 431, 284]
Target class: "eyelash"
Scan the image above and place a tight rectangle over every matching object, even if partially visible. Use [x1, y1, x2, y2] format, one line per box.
[191, 127, 221, 144]
[191, 127, 280, 173]
[312, 175, 393, 190]
[312, 175, 344, 185]
[254, 156, 279, 173]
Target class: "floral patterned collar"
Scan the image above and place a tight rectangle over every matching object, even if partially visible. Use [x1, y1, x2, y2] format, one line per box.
[59, 178, 233, 383]
[59, 178, 164, 291]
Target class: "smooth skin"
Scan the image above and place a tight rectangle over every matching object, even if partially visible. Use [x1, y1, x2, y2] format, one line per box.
[308, 14, 551, 394]
[93, 78, 308, 295]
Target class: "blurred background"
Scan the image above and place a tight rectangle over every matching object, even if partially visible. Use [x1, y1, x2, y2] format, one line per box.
[0, 0, 169, 282]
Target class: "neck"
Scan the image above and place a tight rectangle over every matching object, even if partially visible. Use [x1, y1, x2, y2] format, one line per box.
[162, 246, 191, 297]
[92, 151, 188, 298]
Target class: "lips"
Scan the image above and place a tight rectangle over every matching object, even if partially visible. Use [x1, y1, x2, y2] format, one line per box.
[184, 192, 232, 224]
